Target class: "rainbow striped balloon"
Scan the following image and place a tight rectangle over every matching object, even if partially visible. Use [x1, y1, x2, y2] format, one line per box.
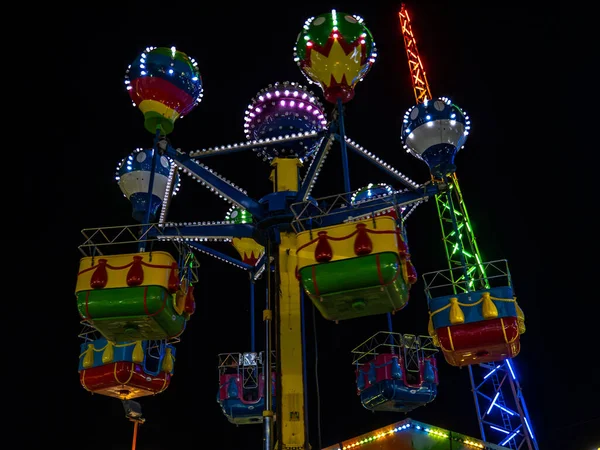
[125, 46, 203, 135]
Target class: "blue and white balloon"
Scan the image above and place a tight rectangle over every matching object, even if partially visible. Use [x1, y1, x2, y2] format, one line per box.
[115, 148, 181, 222]
[400, 97, 471, 178]
[351, 183, 394, 204]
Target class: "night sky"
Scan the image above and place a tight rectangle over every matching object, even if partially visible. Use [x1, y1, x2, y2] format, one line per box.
[40, 2, 597, 449]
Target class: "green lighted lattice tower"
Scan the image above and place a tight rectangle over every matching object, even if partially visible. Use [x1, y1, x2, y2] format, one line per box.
[436, 173, 489, 291]
[398, 4, 538, 449]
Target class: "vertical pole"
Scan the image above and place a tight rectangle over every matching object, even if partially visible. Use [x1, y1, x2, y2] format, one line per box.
[131, 421, 139, 450]
[138, 128, 161, 252]
[506, 362, 539, 450]
[250, 279, 255, 353]
[386, 312, 395, 354]
[468, 365, 487, 442]
[300, 288, 310, 445]
[263, 240, 274, 450]
[336, 98, 352, 197]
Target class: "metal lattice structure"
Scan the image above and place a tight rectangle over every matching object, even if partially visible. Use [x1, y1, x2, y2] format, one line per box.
[398, 4, 539, 449]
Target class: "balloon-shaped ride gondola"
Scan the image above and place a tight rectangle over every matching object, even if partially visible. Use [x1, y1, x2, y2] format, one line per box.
[295, 212, 415, 322]
[216, 352, 276, 425]
[401, 97, 525, 366]
[75, 250, 195, 342]
[294, 10, 377, 104]
[225, 206, 264, 266]
[115, 147, 181, 223]
[352, 332, 439, 413]
[79, 337, 175, 400]
[244, 81, 327, 162]
[349, 182, 408, 223]
[125, 46, 204, 135]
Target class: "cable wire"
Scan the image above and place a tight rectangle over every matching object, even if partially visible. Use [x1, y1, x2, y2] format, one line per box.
[312, 302, 322, 450]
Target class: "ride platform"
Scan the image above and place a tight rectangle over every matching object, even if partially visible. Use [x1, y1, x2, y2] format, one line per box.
[321, 418, 510, 449]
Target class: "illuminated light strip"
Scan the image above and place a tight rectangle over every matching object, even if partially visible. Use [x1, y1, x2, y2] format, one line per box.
[156, 222, 236, 245]
[160, 220, 236, 227]
[402, 201, 421, 220]
[158, 236, 233, 242]
[524, 417, 534, 439]
[188, 131, 321, 158]
[175, 161, 247, 208]
[253, 262, 266, 280]
[338, 422, 492, 450]
[506, 359, 516, 379]
[496, 404, 516, 416]
[500, 431, 519, 446]
[483, 364, 502, 379]
[344, 137, 421, 189]
[346, 188, 421, 222]
[489, 426, 509, 434]
[301, 133, 335, 199]
[486, 392, 500, 415]
[485, 390, 516, 416]
[159, 164, 178, 224]
[178, 242, 247, 270]
[191, 161, 248, 196]
[244, 82, 327, 139]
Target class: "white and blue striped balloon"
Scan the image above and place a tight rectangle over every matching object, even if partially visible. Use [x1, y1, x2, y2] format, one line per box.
[115, 148, 181, 222]
[400, 97, 471, 178]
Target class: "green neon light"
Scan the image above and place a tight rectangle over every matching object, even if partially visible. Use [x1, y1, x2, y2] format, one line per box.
[434, 175, 492, 292]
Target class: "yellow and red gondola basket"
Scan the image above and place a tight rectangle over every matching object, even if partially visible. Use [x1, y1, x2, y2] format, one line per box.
[296, 216, 411, 321]
[78, 338, 175, 400]
[75, 251, 193, 341]
[428, 287, 525, 367]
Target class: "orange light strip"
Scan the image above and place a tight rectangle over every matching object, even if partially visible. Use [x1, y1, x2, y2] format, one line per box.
[399, 4, 432, 104]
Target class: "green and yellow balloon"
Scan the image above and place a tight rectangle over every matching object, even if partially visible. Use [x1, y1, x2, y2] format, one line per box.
[294, 10, 377, 104]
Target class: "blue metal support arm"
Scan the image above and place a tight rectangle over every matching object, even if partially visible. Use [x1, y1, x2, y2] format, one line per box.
[166, 149, 264, 219]
[139, 129, 162, 252]
[186, 242, 254, 271]
[336, 98, 352, 196]
[306, 184, 441, 228]
[297, 128, 336, 202]
[188, 131, 329, 159]
[155, 223, 259, 241]
[344, 139, 422, 191]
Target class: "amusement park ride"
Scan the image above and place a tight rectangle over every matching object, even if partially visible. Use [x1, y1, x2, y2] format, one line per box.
[74, 5, 539, 450]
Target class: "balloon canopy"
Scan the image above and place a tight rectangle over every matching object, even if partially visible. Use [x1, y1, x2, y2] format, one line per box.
[225, 206, 264, 266]
[115, 148, 181, 223]
[351, 183, 394, 205]
[225, 205, 253, 224]
[400, 97, 471, 178]
[125, 46, 203, 135]
[350, 182, 406, 219]
[293, 10, 377, 104]
[244, 81, 327, 162]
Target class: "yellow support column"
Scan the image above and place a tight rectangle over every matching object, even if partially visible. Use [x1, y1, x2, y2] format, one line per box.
[278, 231, 305, 449]
[270, 157, 307, 450]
